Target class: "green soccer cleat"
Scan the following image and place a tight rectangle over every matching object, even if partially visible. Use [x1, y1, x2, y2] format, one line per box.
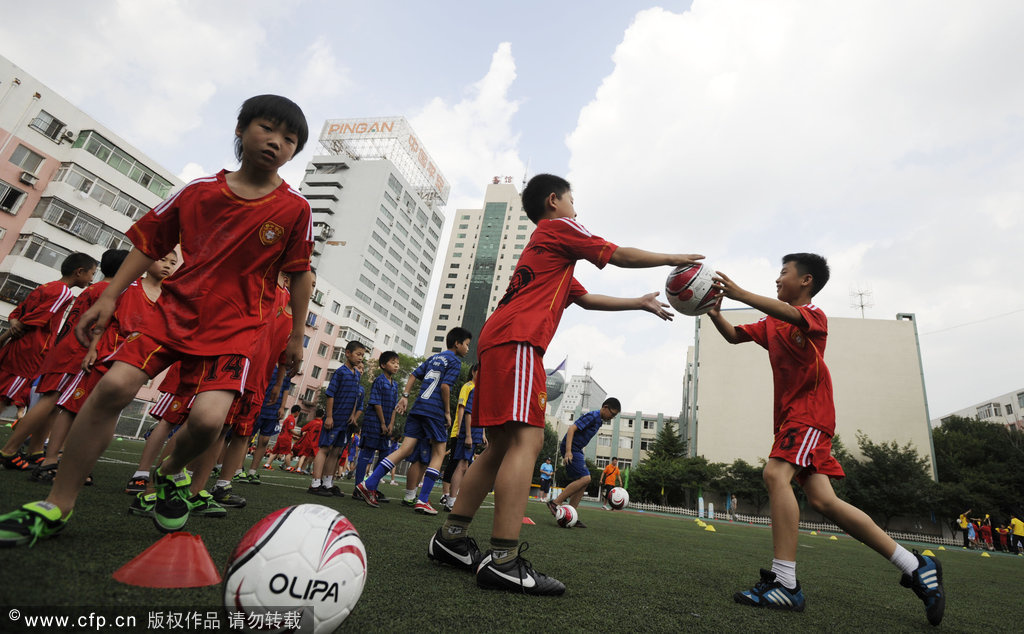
[188, 490, 227, 518]
[151, 466, 192, 533]
[128, 492, 156, 517]
[0, 501, 71, 546]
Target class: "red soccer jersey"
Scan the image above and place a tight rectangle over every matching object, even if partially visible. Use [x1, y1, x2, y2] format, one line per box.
[280, 414, 296, 437]
[247, 283, 293, 395]
[95, 280, 158, 360]
[126, 170, 313, 360]
[478, 217, 617, 355]
[36, 281, 109, 376]
[156, 362, 183, 396]
[735, 304, 836, 436]
[0, 280, 75, 378]
[295, 418, 323, 453]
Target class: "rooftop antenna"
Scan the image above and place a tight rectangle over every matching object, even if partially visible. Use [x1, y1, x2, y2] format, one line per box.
[521, 158, 531, 190]
[850, 284, 874, 318]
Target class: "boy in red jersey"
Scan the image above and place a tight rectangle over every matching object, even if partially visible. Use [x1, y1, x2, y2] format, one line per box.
[0, 252, 95, 468]
[708, 253, 945, 626]
[0, 95, 314, 545]
[264, 405, 302, 468]
[0, 251, 122, 472]
[428, 173, 702, 595]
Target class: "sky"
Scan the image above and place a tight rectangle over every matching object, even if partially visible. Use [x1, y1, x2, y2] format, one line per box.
[2, 0, 1022, 422]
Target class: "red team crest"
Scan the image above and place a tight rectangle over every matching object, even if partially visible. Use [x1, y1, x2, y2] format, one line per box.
[538, 391, 547, 410]
[259, 221, 285, 246]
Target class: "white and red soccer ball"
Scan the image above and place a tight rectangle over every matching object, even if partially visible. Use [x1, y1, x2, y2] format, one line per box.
[224, 504, 366, 633]
[665, 263, 720, 316]
[555, 504, 579, 528]
[608, 487, 630, 510]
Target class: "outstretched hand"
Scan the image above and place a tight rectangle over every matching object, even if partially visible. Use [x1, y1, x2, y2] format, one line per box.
[711, 271, 747, 301]
[638, 291, 674, 321]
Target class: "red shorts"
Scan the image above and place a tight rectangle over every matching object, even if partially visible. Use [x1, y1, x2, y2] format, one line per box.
[149, 391, 193, 426]
[476, 342, 547, 428]
[56, 368, 109, 415]
[0, 371, 33, 407]
[225, 391, 261, 436]
[770, 421, 845, 485]
[296, 439, 317, 458]
[35, 371, 73, 395]
[109, 332, 251, 395]
[270, 435, 293, 454]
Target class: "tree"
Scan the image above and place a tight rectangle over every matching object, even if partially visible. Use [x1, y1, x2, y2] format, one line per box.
[648, 419, 687, 459]
[717, 459, 770, 514]
[837, 433, 937, 529]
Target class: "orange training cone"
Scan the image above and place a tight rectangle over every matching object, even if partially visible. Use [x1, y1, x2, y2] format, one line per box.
[113, 532, 221, 588]
[522, 517, 536, 525]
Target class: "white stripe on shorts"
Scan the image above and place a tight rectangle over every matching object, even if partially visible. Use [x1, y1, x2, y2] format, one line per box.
[56, 371, 86, 407]
[795, 428, 822, 467]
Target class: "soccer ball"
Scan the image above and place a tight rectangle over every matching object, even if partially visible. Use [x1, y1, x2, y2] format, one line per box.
[665, 263, 721, 316]
[608, 487, 629, 510]
[223, 504, 367, 633]
[555, 504, 578, 528]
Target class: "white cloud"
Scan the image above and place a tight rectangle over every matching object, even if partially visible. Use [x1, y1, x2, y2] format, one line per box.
[560, 1, 1024, 416]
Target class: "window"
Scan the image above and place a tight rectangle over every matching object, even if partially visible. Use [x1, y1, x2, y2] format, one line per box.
[302, 335, 310, 348]
[317, 343, 329, 357]
[332, 346, 343, 361]
[434, 336, 444, 342]
[459, 224, 469, 229]
[0, 181, 27, 215]
[1017, 392, 1024, 410]
[73, 131, 172, 196]
[439, 314, 449, 320]
[597, 436, 611, 447]
[619, 437, 633, 449]
[363, 260, 380, 275]
[0, 273, 38, 305]
[331, 301, 341, 314]
[457, 233, 466, 239]
[9, 145, 44, 174]
[355, 289, 371, 304]
[379, 205, 394, 222]
[358, 274, 375, 290]
[324, 322, 334, 335]
[445, 283, 455, 289]
[640, 439, 651, 451]
[33, 198, 131, 249]
[306, 312, 318, 327]
[302, 388, 316, 402]
[367, 245, 383, 262]
[373, 301, 389, 317]
[387, 174, 402, 196]
[311, 290, 325, 306]
[516, 234, 527, 240]
[453, 252, 462, 258]
[11, 234, 71, 270]
[29, 111, 67, 141]
[375, 218, 391, 234]
[643, 419, 656, 430]
[52, 164, 149, 220]
[441, 304, 451, 309]
[311, 366, 322, 379]
[447, 273, 458, 279]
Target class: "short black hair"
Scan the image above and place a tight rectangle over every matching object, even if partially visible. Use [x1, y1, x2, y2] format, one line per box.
[99, 249, 129, 278]
[290, 405, 302, 414]
[783, 253, 830, 297]
[315, 407, 326, 418]
[378, 350, 399, 367]
[602, 397, 621, 412]
[345, 340, 367, 353]
[521, 174, 571, 224]
[446, 326, 472, 349]
[235, 94, 309, 161]
[61, 252, 97, 276]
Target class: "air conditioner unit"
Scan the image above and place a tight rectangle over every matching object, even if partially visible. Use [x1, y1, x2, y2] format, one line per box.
[19, 171, 38, 186]
[61, 129, 75, 142]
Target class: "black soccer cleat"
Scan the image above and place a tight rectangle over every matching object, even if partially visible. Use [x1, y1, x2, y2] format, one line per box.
[476, 543, 565, 596]
[900, 551, 945, 626]
[427, 527, 483, 572]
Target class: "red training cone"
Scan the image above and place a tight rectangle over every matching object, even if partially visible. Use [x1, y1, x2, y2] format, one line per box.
[522, 517, 536, 525]
[113, 532, 222, 588]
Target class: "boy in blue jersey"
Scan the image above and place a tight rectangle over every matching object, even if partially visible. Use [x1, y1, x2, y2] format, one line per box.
[357, 327, 471, 514]
[547, 398, 621, 528]
[243, 365, 294, 482]
[309, 340, 366, 496]
[352, 351, 400, 493]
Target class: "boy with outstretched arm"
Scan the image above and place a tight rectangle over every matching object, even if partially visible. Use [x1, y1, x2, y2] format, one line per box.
[708, 253, 944, 626]
[547, 397, 620, 526]
[426, 173, 702, 595]
[0, 94, 314, 544]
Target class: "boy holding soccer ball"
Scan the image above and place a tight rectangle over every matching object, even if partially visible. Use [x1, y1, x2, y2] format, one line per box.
[707, 253, 945, 626]
[426, 173, 702, 596]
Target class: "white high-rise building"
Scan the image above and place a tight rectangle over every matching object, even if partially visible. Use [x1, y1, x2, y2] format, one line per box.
[425, 178, 534, 357]
[300, 118, 449, 355]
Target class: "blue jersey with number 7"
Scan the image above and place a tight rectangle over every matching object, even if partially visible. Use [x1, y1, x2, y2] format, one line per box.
[408, 349, 461, 421]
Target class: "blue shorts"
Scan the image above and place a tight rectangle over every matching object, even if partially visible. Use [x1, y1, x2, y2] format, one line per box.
[452, 441, 477, 463]
[405, 438, 432, 464]
[565, 452, 589, 480]
[360, 435, 389, 452]
[254, 416, 280, 437]
[404, 413, 446, 443]
[318, 422, 355, 448]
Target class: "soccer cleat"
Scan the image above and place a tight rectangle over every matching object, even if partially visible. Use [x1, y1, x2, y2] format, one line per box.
[442, 501, 454, 512]
[427, 527, 483, 571]
[128, 492, 156, 517]
[306, 485, 333, 497]
[900, 551, 945, 626]
[574, 520, 588, 529]
[354, 482, 379, 508]
[476, 543, 566, 595]
[125, 476, 149, 494]
[327, 485, 345, 497]
[29, 463, 58, 483]
[546, 500, 559, 516]
[212, 485, 247, 508]
[231, 472, 248, 484]
[439, 494, 449, 507]
[263, 463, 274, 470]
[151, 467, 192, 533]
[187, 490, 227, 518]
[734, 569, 806, 612]
[1, 452, 31, 471]
[28, 453, 44, 466]
[414, 501, 439, 515]
[401, 498, 417, 507]
[0, 501, 70, 546]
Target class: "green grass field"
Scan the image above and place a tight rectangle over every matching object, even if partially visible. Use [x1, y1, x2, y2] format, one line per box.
[0, 430, 1020, 633]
